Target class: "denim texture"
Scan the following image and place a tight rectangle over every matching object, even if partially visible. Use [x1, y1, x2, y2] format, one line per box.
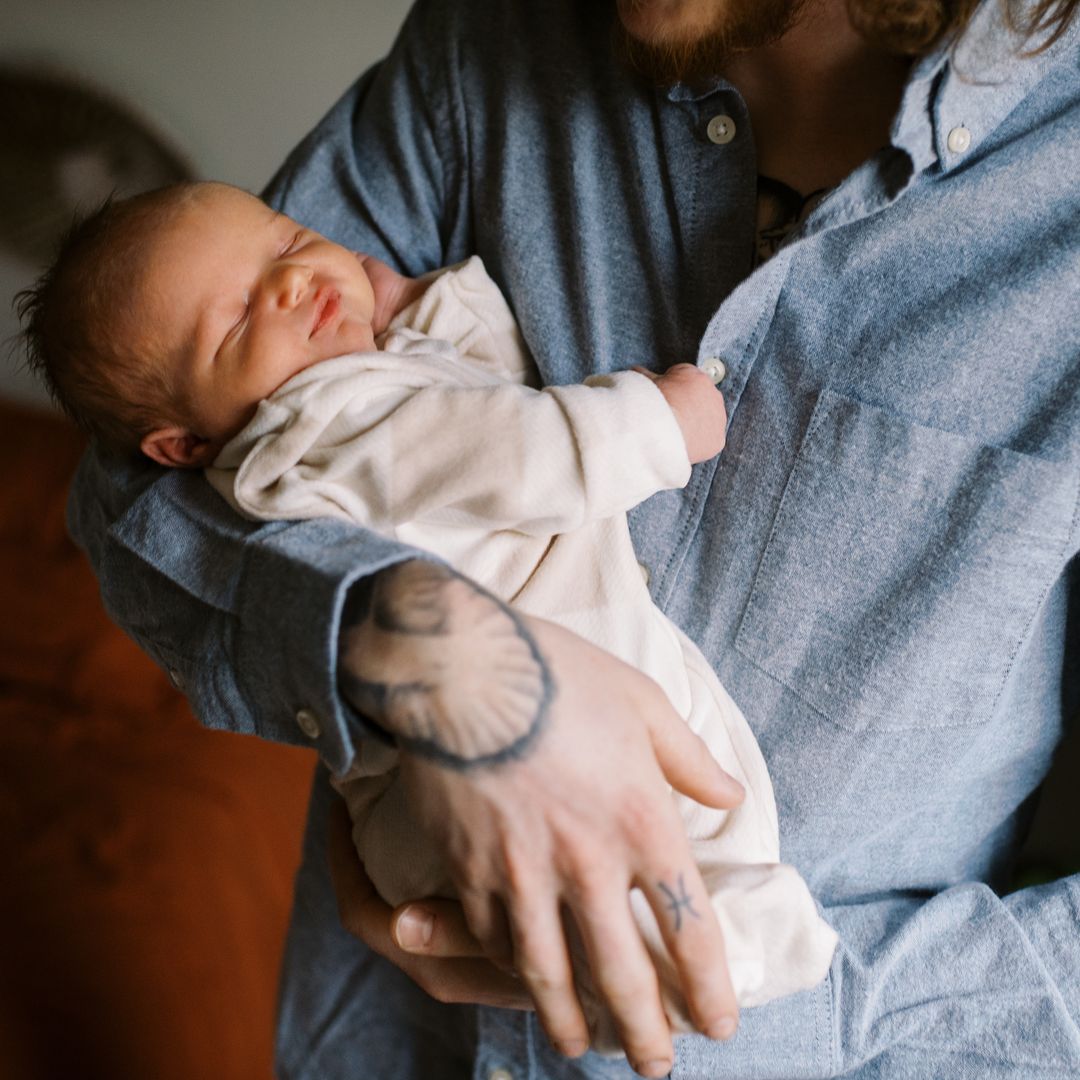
[68, 0, 1080, 1075]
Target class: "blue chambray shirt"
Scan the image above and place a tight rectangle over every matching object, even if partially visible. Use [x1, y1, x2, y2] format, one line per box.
[68, 1, 1079, 1076]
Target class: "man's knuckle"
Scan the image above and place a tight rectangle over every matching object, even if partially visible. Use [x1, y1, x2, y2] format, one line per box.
[616, 796, 664, 845]
[670, 938, 718, 982]
[516, 960, 567, 998]
[499, 840, 538, 899]
[636, 674, 672, 713]
[453, 847, 489, 888]
[598, 973, 655, 1015]
[569, 860, 615, 906]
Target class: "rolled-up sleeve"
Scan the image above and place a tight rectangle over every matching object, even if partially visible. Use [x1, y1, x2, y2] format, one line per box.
[68, 449, 429, 773]
[65, 0, 473, 774]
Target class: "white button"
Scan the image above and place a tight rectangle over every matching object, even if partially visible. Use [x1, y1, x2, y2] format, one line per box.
[706, 114, 736, 145]
[638, 561, 651, 587]
[295, 708, 321, 740]
[488, 1070, 514, 1080]
[946, 125, 971, 154]
[702, 357, 727, 384]
[168, 668, 183, 690]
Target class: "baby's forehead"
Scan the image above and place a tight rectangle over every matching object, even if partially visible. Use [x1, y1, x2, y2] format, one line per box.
[143, 184, 269, 248]
[117, 231, 203, 357]
[192, 183, 276, 227]
[144, 188, 267, 269]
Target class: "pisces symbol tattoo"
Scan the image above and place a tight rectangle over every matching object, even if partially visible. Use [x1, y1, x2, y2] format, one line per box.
[657, 872, 700, 932]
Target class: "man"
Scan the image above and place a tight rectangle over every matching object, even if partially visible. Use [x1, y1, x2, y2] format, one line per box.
[70, 0, 1079, 1076]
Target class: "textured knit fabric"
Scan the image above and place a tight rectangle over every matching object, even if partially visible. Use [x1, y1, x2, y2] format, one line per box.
[67, 0, 1079, 1076]
[206, 257, 837, 1048]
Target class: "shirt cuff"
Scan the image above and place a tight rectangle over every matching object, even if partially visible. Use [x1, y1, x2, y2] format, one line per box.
[235, 518, 440, 774]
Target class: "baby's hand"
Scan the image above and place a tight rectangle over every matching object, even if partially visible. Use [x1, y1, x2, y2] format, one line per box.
[635, 363, 727, 464]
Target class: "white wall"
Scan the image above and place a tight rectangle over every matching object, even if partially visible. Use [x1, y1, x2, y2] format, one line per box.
[2, 0, 412, 407]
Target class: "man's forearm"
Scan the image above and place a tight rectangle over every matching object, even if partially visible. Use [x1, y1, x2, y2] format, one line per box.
[338, 560, 554, 768]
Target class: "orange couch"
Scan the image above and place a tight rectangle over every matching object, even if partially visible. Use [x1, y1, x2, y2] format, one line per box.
[0, 402, 316, 1080]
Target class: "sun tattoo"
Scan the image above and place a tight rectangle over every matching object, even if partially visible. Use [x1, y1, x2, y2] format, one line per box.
[338, 561, 554, 769]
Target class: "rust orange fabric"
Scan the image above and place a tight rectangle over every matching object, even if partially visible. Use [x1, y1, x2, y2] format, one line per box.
[0, 403, 316, 1080]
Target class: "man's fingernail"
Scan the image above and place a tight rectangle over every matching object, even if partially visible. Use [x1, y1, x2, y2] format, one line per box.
[707, 1015, 738, 1041]
[634, 1059, 672, 1079]
[395, 907, 434, 949]
[554, 1039, 588, 1058]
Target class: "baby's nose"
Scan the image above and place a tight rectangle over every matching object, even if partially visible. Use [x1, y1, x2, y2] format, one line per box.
[272, 263, 313, 309]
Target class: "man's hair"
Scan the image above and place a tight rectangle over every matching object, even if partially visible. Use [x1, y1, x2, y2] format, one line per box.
[851, 0, 1078, 55]
[15, 182, 204, 454]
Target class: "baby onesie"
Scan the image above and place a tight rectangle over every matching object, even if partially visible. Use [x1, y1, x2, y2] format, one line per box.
[206, 256, 837, 1050]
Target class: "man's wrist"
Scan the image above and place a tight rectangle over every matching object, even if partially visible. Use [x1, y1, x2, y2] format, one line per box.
[338, 560, 553, 769]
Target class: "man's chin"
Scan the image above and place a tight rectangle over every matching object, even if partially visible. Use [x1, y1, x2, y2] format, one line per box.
[613, 0, 804, 86]
[615, 0, 714, 46]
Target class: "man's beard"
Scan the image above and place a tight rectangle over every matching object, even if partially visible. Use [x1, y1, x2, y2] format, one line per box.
[614, 0, 807, 86]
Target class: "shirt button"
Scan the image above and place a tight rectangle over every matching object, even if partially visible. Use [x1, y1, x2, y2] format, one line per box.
[946, 125, 971, 154]
[295, 708, 321, 740]
[488, 1070, 514, 1080]
[706, 114, 736, 145]
[702, 357, 728, 384]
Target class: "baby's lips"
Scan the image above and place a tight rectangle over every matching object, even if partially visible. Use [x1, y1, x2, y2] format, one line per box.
[310, 286, 342, 338]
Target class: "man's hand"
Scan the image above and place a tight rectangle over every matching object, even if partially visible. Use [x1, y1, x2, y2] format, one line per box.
[327, 796, 532, 1011]
[339, 561, 745, 1077]
[634, 363, 727, 465]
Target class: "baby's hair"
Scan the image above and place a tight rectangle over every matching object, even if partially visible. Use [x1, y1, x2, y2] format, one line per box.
[15, 181, 208, 454]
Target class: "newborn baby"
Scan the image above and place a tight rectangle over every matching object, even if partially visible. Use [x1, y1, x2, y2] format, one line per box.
[20, 181, 837, 1051]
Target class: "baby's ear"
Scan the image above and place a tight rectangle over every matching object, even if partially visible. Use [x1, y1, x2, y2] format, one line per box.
[140, 426, 218, 468]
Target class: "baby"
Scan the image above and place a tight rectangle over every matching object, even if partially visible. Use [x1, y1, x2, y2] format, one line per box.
[20, 181, 836, 1050]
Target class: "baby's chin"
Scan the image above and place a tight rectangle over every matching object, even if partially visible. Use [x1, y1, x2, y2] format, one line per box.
[331, 316, 377, 355]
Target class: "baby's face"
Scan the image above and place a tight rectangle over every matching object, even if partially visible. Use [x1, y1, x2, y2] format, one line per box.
[136, 184, 378, 448]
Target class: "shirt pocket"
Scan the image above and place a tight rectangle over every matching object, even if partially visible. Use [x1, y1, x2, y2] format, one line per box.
[733, 389, 1076, 733]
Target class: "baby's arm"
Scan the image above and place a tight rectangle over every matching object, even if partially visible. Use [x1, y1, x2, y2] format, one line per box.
[218, 360, 701, 536]
[217, 261, 726, 536]
[384, 255, 727, 467]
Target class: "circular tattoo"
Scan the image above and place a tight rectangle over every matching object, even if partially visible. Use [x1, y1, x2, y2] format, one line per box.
[341, 562, 553, 769]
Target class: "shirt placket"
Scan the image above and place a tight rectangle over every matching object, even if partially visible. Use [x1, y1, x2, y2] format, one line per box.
[652, 107, 935, 609]
[474, 1008, 533, 1080]
[637, 81, 762, 603]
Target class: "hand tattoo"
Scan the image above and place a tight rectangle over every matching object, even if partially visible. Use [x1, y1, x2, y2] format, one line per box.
[339, 561, 553, 769]
[658, 873, 700, 932]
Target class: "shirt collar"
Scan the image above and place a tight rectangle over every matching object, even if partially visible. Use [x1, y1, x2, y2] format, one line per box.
[895, 0, 1079, 174]
[663, 1, 1078, 175]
